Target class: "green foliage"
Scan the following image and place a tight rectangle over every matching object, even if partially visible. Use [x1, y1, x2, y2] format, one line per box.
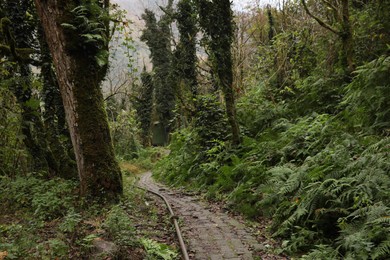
[37, 238, 69, 259]
[110, 109, 140, 160]
[155, 95, 229, 186]
[141, 5, 176, 133]
[59, 208, 82, 234]
[103, 205, 136, 247]
[342, 55, 390, 134]
[175, 0, 198, 98]
[0, 175, 78, 220]
[0, 86, 27, 176]
[61, 1, 110, 68]
[141, 238, 178, 260]
[134, 69, 154, 146]
[237, 84, 287, 136]
[195, 95, 229, 149]
[158, 103, 389, 257]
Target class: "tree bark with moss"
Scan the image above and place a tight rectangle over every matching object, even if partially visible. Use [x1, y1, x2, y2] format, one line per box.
[34, 0, 122, 199]
[134, 67, 154, 146]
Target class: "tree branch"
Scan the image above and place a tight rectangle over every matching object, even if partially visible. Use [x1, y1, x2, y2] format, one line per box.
[301, 0, 340, 35]
[321, 0, 341, 22]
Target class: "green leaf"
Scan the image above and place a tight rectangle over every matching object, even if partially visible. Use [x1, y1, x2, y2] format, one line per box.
[95, 50, 109, 67]
[60, 23, 77, 30]
[24, 98, 40, 110]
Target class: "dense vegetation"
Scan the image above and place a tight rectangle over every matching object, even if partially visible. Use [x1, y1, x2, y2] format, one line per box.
[0, 0, 176, 258]
[0, 0, 389, 259]
[152, 0, 390, 258]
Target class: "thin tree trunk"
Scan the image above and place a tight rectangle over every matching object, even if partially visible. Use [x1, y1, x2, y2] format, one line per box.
[224, 84, 241, 145]
[341, 0, 354, 74]
[34, 0, 122, 199]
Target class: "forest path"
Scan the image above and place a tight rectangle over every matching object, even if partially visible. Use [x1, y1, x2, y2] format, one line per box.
[138, 172, 285, 260]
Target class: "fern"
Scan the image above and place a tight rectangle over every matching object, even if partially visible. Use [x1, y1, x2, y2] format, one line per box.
[372, 239, 390, 259]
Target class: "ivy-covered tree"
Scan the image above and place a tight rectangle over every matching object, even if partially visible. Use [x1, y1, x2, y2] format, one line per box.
[175, 0, 198, 100]
[140, 2, 176, 141]
[0, 1, 61, 176]
[196, 0, 241, 145]
[34, 0, 122, 199]
[134, 67, 154, 146]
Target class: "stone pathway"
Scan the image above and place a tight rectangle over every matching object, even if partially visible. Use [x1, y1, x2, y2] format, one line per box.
[138, 172, 284, 260]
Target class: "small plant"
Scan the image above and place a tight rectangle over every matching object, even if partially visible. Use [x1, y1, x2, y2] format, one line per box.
[59, 208, 82, 234]
[31, 178, 78, 220]
[78, 234, 99, 250]
[35, 238, 69, 259]
[140, 238, 178, 260]
[103, 205, 136, 247]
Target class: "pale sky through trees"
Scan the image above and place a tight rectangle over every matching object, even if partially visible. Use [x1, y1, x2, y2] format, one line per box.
[113, 0, 278, 13]
[234, 0, 278, 10]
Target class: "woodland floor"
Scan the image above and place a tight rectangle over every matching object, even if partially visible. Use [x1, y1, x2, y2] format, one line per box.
[138, 172, 288, 260]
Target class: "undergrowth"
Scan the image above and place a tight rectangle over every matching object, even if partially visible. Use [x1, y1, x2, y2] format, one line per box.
[154, 55, 390, 258]
[0, 171, 178, 259]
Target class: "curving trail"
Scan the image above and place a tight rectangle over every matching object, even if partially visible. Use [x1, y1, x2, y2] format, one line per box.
[138, 172, 285, 260]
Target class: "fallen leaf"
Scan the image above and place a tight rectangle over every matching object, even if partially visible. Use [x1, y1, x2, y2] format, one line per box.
[0, 251, 8, 260]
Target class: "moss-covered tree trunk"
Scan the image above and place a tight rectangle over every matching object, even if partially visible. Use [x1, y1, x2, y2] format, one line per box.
[197, 0, 241, 145]
[34, 0, 122, 199]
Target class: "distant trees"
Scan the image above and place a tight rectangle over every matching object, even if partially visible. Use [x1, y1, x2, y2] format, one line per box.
[141, 2, 176, 142]
[34, 0, 122, 199]
[134, 68, 154, 146]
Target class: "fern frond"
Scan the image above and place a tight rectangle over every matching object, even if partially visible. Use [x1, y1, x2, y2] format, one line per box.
[372, 239, 390, 260]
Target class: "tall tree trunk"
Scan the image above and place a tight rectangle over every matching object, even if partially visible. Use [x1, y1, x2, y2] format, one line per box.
[197, 0, 241, 145]
[341, 0, 354, 74]
[39, 27, 77, 179]
[34, 0, 122, 199]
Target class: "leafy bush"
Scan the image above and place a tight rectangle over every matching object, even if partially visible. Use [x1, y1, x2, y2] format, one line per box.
[110, 109, 141, 160]
[155, 95, 229, 187]
[0, 176, 78, 220]
[342, 55, 390, 134]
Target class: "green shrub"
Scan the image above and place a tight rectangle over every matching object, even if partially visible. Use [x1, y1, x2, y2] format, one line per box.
[103, 205, 136, 247]
[342, 55, 390, 134]
[0, 176, 78, 220]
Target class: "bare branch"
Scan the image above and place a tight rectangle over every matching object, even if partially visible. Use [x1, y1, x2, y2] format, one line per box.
[321, 0, 341, 21]
[301, 0, 341, 35]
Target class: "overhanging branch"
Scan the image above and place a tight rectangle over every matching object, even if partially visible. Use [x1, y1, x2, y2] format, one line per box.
[301, 0, 341, 35]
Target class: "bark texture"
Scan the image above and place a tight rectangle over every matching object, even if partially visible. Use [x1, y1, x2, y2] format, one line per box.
[34, 0, 122, 199]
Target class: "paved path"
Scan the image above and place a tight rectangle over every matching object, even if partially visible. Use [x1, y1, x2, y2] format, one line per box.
[138, 172, 269, 260]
